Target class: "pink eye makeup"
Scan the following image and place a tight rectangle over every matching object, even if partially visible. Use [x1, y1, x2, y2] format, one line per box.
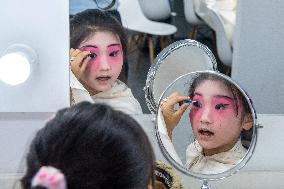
[192, 101, 202, 108]
[79, 46, 99, 59]
[191, 95, 202, 108]
[88, 52, 97, 58]
[212, 97, 241, 117]
[78, 46, 100, 72]
[212, 97, 234, 110]
[189, 95, 238, 120]
[215, 103, 228, 110]
[106, 45, 123, 65]
[189, 95, 203, 119]
[107, 45, 121, 56]
[77, 44, 123, 72]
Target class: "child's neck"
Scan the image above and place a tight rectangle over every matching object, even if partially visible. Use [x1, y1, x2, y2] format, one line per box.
[82, 82, 100, 95]
[202, 139, 238, 156]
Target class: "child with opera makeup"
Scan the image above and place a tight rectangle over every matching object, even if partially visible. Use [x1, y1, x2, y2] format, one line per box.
[159, 72, 253, 174]
[69, 9, 142, 115]
[21, 102, 155, 189]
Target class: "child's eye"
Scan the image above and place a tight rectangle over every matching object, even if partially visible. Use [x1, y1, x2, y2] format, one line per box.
[88, 53, 97, 59]
[193, 101, 201, 108]
[215, 104, 228, 110]
[109, 50, 119, 57]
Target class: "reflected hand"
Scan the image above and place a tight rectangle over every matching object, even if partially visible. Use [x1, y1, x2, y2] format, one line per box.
[69, 48, 91, 81]
[160, 92, 190, 140]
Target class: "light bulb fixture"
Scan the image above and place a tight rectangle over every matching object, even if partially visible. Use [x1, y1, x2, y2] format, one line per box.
[0, 44, 38, 86]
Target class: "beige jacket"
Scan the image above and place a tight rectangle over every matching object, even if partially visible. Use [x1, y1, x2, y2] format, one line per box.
[185, 139, 247, 174]
[70, 72, 143, 115]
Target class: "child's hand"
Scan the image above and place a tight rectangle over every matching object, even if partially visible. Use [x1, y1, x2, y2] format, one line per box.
[69, 48, 91, 81]
[160, 92, 190, 140]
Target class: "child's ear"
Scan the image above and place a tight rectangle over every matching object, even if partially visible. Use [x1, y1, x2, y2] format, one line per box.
[147, 184, 153, 189]
[242, 113, 253, 130]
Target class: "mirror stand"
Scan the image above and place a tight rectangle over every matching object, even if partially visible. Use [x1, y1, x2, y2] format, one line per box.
[201, 180, 210, 189]
[145, 39, 259, 189]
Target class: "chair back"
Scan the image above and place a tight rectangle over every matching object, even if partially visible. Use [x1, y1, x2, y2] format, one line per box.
[183, 0, 203, 25]
[118, 0, 177, 35]
[232, 0, 284, 114]
[138, 0, 172, 21]
[208, 10, 232, 66]
[118, 0, 148, 29]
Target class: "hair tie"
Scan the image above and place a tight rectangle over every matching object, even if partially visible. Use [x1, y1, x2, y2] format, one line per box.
[31, 166, 67, 189]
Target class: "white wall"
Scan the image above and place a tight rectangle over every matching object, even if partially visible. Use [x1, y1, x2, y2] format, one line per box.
[0, 0, 70, 112]
[0, 0, 69, 188]
[232, 0, 284, 114]
[0, 113, 53, 189]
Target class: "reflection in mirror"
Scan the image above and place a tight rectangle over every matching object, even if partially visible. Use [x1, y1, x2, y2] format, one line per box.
[145, 39, 217, 114]
[156, 71, 256, 180]
[69, 9, 142, 115]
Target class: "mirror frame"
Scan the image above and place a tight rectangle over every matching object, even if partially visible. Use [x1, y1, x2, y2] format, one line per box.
[155, 70, 258, 180]
[144, 39, 218, 114]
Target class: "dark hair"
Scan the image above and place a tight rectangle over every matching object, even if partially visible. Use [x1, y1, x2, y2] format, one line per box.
[21, 102, 155, 189]
[188, 72, 251, 117]
[70, 9, 127, 62]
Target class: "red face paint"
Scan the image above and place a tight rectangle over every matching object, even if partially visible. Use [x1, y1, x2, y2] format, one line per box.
[190, 95, 238, 121]
[106, 45, 123, 66]
[211, 96, 235, 118]
[190, 94, 203, 121]
[79, 46, 100, 72]
[79, 45, 123, 72]
[188, 79, 246, 155]
[76, 31, 124, 95]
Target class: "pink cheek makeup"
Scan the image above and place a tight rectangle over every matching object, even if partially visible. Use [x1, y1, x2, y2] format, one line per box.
[80, 47, 101, 72]
[189, 96, 236, 122]
[106, 45, 123, 66]
[189, 96, 203, 121]
[79, 45, 123, 74]
[211, 98, 235, 119]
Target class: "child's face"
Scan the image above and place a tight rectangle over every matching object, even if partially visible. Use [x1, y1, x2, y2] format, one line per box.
[189, 80, 246, 156]
[79, 31, 123, 94]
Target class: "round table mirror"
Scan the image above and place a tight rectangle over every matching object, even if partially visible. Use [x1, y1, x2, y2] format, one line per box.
[145, 39, 217, 114]
[155, 71, 258, 187]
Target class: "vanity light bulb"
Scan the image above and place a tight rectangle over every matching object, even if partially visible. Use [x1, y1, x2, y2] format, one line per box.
[0, 52, 31, 85]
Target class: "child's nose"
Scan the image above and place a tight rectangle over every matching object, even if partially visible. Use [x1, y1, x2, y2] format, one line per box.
[99, 56, 110, 70]
[200, 107, 213, 124]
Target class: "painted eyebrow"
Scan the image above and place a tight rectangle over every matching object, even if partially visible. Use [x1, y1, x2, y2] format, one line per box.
[213, 95, 234, 100]
[80, 44, 121, 48]
[193, 93, 233, 100]
[193, 93, 202, 97]
[107, 44, 121, 48]
[80, 45, 98, 48]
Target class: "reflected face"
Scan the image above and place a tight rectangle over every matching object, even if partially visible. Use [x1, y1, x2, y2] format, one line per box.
[189, 80, 246, 156]
[79, 31, 123, 94]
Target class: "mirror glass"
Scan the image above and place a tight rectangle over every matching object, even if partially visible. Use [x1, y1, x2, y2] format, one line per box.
[145, 39, 217, 113]
[156, 71, 257, 180]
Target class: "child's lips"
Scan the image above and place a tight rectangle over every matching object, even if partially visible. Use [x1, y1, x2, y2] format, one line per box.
[198, 128, 214, 137]
[96, 76, 111, 81]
